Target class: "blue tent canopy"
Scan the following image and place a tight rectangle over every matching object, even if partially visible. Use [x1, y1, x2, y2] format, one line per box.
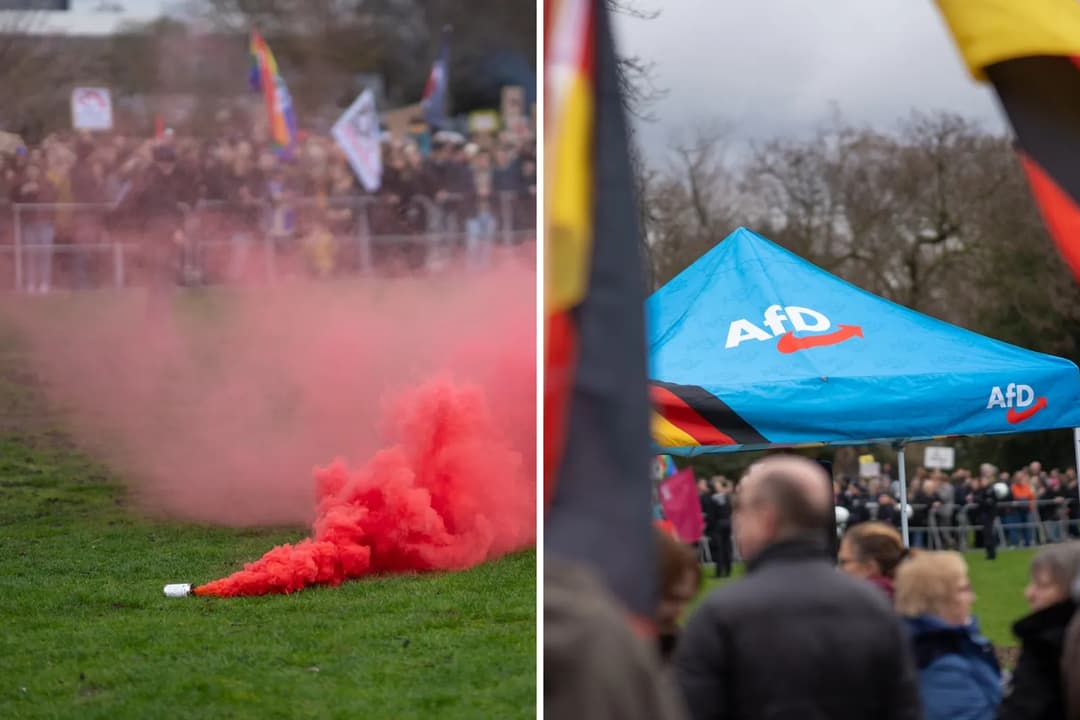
[648, 227, 1080, 457]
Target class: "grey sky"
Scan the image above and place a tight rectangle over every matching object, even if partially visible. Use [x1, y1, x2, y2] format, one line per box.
[612, 0, 1008, 162]
[13, 0, 167, 34]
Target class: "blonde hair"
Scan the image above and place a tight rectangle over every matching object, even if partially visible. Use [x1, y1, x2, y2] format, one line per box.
[895, 551, 968, 618]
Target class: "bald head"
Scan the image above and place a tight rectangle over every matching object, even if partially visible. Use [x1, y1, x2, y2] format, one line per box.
[735, 456, 833, 561]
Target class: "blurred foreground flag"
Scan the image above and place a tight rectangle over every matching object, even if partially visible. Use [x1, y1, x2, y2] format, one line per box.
[657, 468, 704, 544]
[249, 30, 298, 159]
[421, 27, 451, 129]
[936, 0, 1080, 282]
[544, 0, 656, 619]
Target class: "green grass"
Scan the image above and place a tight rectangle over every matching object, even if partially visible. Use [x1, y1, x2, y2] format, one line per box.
[696, 549, 1036, 648]
[0, 296, 536, 720]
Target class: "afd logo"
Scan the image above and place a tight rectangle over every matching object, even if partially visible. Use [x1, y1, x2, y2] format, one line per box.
[986, 383, 1048, 425]
[725, 304, 863, 353]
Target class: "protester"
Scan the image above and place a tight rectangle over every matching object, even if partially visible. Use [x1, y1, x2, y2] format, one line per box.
[998, 542, 1080, 720]
[120, 144, 194, 318]
[1008, 471, 1036, 548]
[968, 469, 1000, 560]
[654, 525, 702, 662]
[545, 555, 687, 720]
[838, 521, 908, 601]
[708, 477, 733, 578]
[69, 138, 107, 289]
[895, 551, 1001, 720]
[10, 161, 58, 293]
[675, 455, 920, 720]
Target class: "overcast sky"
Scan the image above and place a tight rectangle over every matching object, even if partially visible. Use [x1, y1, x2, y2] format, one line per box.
[11, 0, 168, 34]
[611, 0, 1008, 162]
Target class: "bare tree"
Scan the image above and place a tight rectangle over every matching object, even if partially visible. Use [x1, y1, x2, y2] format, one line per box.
[644, 123, 740, 287]
[740, 111, 1017, 320]
[0, 11, 107, 141]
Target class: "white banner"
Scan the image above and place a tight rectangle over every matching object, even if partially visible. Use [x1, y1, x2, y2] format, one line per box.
[71, 87, 113, 130]
[923, 446, 955, 470]
[331, 89, 381, 193]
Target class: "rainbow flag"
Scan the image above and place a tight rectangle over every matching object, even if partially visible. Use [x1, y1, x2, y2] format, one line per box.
[249, 30, 298, 158]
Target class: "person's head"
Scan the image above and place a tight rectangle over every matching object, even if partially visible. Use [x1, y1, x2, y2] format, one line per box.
[24, 163, 40, 181]
[494, 144, 513, 168]
[654, 527, 701, 634]
[734, 455, 832, 563]
[895, 551, 974, 625]
[712, 476, 730, 495]
[1029, 461, 1042, 477]
[696, 477, 710, 494]
[472, 150, 492, 171]
[1012, 470, 1029, 487]
[257, 151, 275, 173]
[1025, 542, 1080, 611]
[839, 522, 907, 580]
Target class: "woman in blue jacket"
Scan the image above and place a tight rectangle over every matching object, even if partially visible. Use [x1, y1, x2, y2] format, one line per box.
[895, 551, 1002, 720]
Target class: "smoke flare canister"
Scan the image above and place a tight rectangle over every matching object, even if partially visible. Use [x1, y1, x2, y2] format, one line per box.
[163, 583, 192, 598]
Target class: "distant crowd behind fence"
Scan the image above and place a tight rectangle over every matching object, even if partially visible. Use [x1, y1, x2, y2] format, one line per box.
[0, 191, 535, 292]
[698, 498, 1080, 567]
[846, 498, 1080, 551]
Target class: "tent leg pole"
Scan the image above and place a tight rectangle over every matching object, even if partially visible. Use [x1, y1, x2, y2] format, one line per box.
[1074, 429, 1080, 528]
[897, 443, 909, 548]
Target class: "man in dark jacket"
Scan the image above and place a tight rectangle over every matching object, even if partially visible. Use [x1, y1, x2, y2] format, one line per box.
[709, 477, 733, 578]
[970, 474, 999, 560]
[675, 455, 922, 720]
[122, 145, 194, 319]
[69, 140, 105, 289]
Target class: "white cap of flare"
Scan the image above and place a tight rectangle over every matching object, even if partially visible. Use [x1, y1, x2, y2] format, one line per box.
[163, 583, 192, 598]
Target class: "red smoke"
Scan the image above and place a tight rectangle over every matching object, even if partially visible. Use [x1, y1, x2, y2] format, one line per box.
[195, 376, 534, 597]
[2, 257, 534, 529]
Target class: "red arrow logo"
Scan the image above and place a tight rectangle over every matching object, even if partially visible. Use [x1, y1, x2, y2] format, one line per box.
[776, 324, 863, 354]
[1006, 397, 1047, 424]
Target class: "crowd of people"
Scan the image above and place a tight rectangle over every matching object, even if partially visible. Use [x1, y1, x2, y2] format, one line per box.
[670, 457, 1080, 719]
[552, 455, 1080, 719]
[0, 118, 537, 292]
[834, 461, 1080, 555]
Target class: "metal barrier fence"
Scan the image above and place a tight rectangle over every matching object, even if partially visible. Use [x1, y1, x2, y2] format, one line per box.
[0, 191, 536, 292]
[697, 498, 1080, 567]
[839, 498, 1080, 551]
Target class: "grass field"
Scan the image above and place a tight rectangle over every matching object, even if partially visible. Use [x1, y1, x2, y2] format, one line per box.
[699, 548, 1036, 651]
[0, 296, 536, 719]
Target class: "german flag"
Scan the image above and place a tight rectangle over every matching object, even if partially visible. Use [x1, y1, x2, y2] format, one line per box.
[544, 0, 656, 618]
[936, 0, 1080, 281]
[651, 381, 768, 450]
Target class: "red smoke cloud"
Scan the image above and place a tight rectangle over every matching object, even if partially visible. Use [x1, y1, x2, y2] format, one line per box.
[195, 376, 533, 596]
[3, 258, 535, 536]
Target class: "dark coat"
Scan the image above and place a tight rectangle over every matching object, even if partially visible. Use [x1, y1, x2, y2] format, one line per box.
[674, 537, 922, 720]
[1065, 610, 1080, 720]
[124, 165, 194, 232]
[998, 599, 1077, 720]
[905, 614, 1001, 720]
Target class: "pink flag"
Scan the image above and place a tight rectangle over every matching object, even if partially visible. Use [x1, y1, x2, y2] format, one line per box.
[658, 467, 704, 543]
